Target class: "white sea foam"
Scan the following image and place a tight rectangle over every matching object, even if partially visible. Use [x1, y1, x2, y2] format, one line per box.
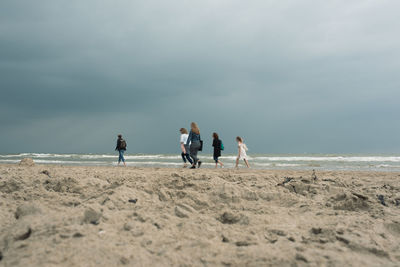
[78, 155, 115, 159]
[252, 163, 303, 167]
[127, 161, 182, 166]
[126, 161, 216, 166]
[253, 156, 400, 162]
[276, 163, 303, 167]
[0, 159, 20, 163]
[33, 160, 111, 165]
[9, 153, 400, 163]
[0, 155, 22, 158]
[20, 153, 73, 158]
[376, 164, 400, 168]
[1, 153, 400, 171]
[252, 163, 272, 167]
[124, 155, 181, 160]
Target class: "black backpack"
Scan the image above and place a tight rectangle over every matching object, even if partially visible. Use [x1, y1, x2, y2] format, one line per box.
[120, 139, 127, 149]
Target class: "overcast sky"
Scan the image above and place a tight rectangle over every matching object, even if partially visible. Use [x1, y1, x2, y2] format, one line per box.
[1, 0, 399, 154]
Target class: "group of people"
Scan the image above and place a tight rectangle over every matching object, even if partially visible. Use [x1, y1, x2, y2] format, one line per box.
[115, 122, 250, 168]
[179, 122, 250, 168]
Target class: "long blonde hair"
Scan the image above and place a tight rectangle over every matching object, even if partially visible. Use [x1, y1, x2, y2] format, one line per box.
[237, 136, 248, 151]
[191, 122, 200, 135]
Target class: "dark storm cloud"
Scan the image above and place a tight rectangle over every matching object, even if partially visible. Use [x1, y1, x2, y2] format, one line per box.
[1, 0, 400, 153]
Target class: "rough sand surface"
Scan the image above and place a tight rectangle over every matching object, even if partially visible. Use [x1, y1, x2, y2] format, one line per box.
[1, 164, 400, 266]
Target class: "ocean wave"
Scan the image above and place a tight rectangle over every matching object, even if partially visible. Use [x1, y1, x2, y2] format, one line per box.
[252, 156, 400, 162]
[124, 155, 181, 160]
[376, 164, 400, 168]
[20, 153, 74, 158]
[7, 153, 400, 163]
[219, 156, 238, 160]
[1, 153, 400, 171]
[3, 153, 184, 160]
[0, 159, 20, 163]
[33, 160, 111, 164]
[126, 161, 217, 166]
[78, 155, 115, 159]
[126, 161, 182, 166]
[252, 163, 272, 167]
[276, 163, 303, 167]
[81, 154, 182, 160]
[252, 163, 302, 167]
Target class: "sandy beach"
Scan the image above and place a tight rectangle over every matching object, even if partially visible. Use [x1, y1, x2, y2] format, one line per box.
[1, 162, 400, 266]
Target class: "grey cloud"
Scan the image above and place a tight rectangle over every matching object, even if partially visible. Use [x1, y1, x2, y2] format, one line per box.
[1, 0, 400, 153]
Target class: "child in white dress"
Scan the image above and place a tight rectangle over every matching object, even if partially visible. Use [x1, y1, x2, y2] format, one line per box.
[235, 136, 250, 168]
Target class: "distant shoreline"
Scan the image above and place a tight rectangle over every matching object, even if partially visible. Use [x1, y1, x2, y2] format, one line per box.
[2, 153, 400, 172]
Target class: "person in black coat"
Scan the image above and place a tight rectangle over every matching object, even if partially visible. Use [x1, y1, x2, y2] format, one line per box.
[115, 134, 126, 166]
[212, 132, 224, 168]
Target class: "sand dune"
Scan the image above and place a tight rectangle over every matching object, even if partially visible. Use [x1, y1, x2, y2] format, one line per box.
[1, 163, 400, 266]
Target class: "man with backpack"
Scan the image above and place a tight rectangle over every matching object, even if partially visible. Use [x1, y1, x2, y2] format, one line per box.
[115, 134, 127, 166]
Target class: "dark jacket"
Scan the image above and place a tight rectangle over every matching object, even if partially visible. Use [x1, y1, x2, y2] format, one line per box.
[115, 138, 126, 151]
[212, 139, 221, 157]
[186, 131, 201, 145]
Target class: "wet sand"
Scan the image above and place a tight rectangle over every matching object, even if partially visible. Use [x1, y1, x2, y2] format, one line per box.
[1, 162, 400, 266]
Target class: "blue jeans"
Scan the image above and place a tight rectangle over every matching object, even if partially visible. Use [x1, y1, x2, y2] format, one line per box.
[118, 150, 125, 163]
[181, 152, 193, 164]
[181, 144, 193, 164]
[189, 141, 201, 165]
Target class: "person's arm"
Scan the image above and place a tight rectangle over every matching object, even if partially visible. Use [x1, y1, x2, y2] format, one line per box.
[115, 140, 120, 150]
[180, 143, 186, 153]
[180, 135, 186, 153]
[212, 139, 215, 147]
[238, 145, 241, 157]
[186, 131, 192, 146]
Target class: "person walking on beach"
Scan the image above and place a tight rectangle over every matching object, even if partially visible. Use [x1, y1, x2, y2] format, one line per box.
[115, 134, 127, 166]
[180, 128, 193, 168]
[235, 136, 250, 168]
[212, 132, 224, 168]
[186, 122, 202, 169]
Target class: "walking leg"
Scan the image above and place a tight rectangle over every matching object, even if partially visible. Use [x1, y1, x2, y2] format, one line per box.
[185, 153, 193, 164]
[244, 159, 250, 168]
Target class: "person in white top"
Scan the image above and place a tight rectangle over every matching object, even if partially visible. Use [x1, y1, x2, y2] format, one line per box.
[235, 136, 250, 168]
[179, 128, 193, 168]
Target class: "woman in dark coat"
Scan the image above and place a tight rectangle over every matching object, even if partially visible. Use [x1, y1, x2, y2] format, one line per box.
[212, 132, 224, 168]
[186, 122, 202, 169]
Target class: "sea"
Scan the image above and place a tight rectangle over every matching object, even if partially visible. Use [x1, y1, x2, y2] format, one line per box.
[1, 153, 400, 172]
